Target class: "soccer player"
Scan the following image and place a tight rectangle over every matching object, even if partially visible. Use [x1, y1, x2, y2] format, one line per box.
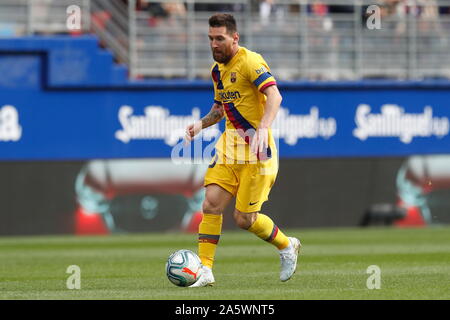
[184, 13, 301, 287]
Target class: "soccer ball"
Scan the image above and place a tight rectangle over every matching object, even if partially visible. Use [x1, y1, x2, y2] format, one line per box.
[165, 249, 203, 287]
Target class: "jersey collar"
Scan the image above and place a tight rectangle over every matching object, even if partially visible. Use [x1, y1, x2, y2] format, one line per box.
[221, 46, 242, 68]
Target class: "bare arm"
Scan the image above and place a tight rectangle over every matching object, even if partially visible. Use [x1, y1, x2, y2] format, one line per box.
[251, 85, 282, 154]
[185, 102, 224, 143]
[259, 85, 282, 129]
[201, 102, 225, 129]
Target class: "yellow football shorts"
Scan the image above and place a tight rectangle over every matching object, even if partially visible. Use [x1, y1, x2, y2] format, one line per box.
[204, 154, 278, 213]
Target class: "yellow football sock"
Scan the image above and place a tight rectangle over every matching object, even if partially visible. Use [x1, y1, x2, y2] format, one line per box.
[248, 213, 290, 250]
[198, 213, 223, 269]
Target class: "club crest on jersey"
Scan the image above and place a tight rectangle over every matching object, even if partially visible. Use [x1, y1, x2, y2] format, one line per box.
[230, 72, 237, 83]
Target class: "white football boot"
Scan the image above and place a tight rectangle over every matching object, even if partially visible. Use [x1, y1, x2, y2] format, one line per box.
[279, 237, 301, 282]
[189, 265, 215, 287]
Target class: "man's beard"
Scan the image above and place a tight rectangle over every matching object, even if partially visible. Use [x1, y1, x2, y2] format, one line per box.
[212, 50, 231, 64]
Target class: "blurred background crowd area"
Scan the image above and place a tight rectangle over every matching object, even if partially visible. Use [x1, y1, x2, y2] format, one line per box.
[136, 0, 450, 23]
[1, 0, 450, 81]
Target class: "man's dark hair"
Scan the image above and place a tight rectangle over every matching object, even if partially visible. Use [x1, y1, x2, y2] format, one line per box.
[208, 13, 237, 34]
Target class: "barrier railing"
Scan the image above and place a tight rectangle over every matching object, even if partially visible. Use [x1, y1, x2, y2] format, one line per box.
[131, 0, 450, 80]
[0, 0, 449, 81]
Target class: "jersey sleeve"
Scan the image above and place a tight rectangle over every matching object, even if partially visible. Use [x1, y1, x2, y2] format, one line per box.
[213, 85, 222, 105]
[245, 54, 277, 93]
[211, 63, 223, 105]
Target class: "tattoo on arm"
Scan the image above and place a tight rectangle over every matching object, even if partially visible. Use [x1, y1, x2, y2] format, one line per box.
[201, 103, 224, 129]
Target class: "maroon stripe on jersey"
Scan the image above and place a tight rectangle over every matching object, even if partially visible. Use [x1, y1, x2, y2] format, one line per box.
[223, 102, 251, 132]
[222, 102, 272, 160]
[212, 64, 223, 90]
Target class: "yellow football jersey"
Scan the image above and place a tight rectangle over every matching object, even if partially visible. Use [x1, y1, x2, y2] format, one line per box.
[211, 46, 278, 162]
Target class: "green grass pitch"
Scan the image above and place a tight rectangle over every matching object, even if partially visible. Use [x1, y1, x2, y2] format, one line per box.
[0, 227, 449, 300]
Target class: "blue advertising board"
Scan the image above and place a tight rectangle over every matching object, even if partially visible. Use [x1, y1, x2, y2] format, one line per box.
[0, 36, 449, 160]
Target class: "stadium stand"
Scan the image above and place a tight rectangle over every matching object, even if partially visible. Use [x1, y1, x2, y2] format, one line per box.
[1, 0, 450, 80]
